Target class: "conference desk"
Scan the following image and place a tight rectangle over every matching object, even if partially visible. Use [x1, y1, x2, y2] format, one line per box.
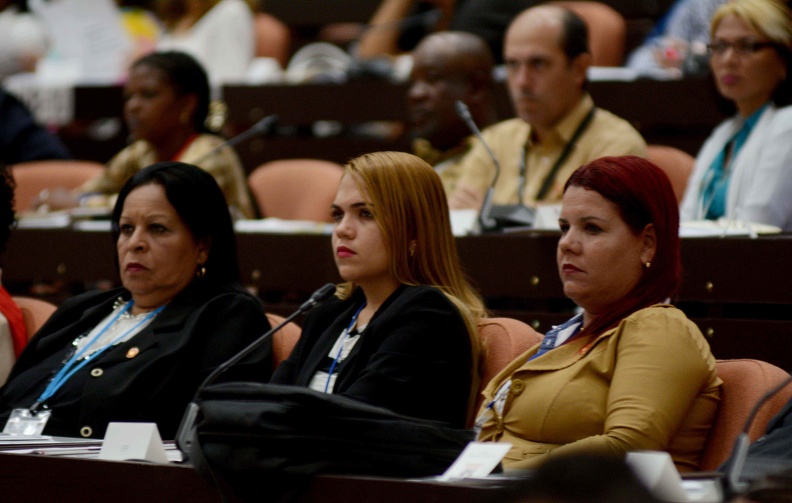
[0, 450, 517, 503]
[56, 77, 726, 169]
[2, 228, 791, 369]
[223, 76, 726, 168]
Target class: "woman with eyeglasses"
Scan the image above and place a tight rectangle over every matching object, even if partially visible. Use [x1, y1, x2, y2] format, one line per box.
[680, 0, 792, 231]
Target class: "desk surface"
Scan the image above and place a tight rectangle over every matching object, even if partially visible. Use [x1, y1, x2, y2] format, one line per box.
[0, 451, 517, 503]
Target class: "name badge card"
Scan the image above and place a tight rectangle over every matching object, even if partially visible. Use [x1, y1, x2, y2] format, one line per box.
[99, 422, 169, 464]
[3, 408, 51, 436]
[438, 441, 512, 481]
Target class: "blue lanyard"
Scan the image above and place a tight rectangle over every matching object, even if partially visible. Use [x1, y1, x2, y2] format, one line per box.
[31, 301, 164, 412]
[324, 302, 366, 393]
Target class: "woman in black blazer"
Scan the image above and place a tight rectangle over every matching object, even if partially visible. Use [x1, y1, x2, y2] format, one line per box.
[0, 162, 270, 439]
[271, 151, 485, 428]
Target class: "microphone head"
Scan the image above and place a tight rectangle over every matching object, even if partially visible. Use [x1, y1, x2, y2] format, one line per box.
[310, 283, 337, 304]
[298, 283, 337, 313]
[454, 100, 472, 121]
[252, 114, 279, 133]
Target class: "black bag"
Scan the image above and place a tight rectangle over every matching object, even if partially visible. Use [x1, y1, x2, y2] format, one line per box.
[191, 382, 475, 502]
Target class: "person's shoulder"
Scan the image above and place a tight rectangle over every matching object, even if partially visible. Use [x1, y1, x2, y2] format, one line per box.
[394, 284, 445, 301]
[196, 284, 263, 308]
[765, 104, 792, 127]
[481, 118, 529, 140]
[66, 288, 125, 305]
[116, 139, 152, 158]
[55, 288, 125, 315]
[621, 304, 705, 342]
[212, 0, 253, 17]
[387, 285, 459, 313]
[586, 107, 646, 152]
[194, 133, 225, 147]
[302, 291, 348, 321]
[591, 106, 642, 135]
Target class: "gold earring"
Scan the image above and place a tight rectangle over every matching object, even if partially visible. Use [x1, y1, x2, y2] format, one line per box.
[196, 265, 206, 278]
[409, 242, 416, 258]
[644, 262, 651, 269]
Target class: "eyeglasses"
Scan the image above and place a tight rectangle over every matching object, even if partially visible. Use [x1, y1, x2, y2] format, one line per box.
[706, 40, 776, 57]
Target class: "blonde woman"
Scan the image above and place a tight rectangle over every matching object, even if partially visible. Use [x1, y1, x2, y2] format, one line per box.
[271, 151, 485, 428]
[680, 0, 792, 230]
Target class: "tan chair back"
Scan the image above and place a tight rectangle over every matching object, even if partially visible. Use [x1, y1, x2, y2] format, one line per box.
[699, 359, 792, 470]
[552, 1, 627, 66]
[10, 160, 105, 211]
[248, 159, 344, 222]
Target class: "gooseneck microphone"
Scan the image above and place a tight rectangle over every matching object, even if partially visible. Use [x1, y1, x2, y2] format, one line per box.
[723, 372, 792, 497]
[455, 100, 500, 232]
[175, 283, 337, 458]
[187, 113, 279, 165]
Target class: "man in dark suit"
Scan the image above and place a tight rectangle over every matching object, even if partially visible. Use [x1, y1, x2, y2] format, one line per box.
[0, 87, 71, 165]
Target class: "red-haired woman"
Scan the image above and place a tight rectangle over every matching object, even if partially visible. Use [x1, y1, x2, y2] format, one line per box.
[477, 156, 722, 472]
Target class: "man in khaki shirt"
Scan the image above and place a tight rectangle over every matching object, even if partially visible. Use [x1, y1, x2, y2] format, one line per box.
[450, 5, 646, 209]
[408, 31, 498, 197]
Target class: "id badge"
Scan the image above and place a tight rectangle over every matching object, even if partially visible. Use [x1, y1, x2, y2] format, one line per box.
[3, 408, 51, 436]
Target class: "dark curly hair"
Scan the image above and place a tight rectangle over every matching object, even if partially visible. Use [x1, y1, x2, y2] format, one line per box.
[130, 51, 211, 133]
[0, 163, 16, 253]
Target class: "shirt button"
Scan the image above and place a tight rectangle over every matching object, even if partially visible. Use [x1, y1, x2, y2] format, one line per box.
[80, 426, 93, 438]
[511, 380, 525, 395]
[90, 368, 103, 377]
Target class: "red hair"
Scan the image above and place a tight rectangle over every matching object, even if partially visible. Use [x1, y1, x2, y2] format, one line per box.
[563, 155, 681, 337]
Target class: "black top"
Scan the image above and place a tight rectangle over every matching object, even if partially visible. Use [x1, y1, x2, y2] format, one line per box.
[0, 284, 271, 439]
[0, 89, 71, 164]
[271, 285, 473, 428]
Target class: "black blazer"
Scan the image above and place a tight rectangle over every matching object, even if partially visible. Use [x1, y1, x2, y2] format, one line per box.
[0, 284, 270, 439]
[271, 285, 473, 428]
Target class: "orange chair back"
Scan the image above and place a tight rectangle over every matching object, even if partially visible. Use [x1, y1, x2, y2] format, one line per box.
[267, 313, 302, 371]
[646, 145, 695, 203]
[248, 159, 344, 222]
[254, 12, 292, 68]
[475, 318, 543, 417]
[699, 359, 792, 471]
[10, 160, 105, 211]
[12, 296, 57, 341]
[552, 1, 627, 66]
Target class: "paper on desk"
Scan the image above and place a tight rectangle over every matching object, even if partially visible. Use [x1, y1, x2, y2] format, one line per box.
[0, 434, 56, 443]
[73, 220, 113, 232]
[680, 220, 781, 237]
[16, 211, 71, 229]
[450, 210, 478, 236]
[587, 66, 639, 81]
[627, 451, 689, 502]
[234, 218, 333, 234]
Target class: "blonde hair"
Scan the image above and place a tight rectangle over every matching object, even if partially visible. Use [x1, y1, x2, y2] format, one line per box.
[335, 152, 486, 414]
[711, 0, 792, 48]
